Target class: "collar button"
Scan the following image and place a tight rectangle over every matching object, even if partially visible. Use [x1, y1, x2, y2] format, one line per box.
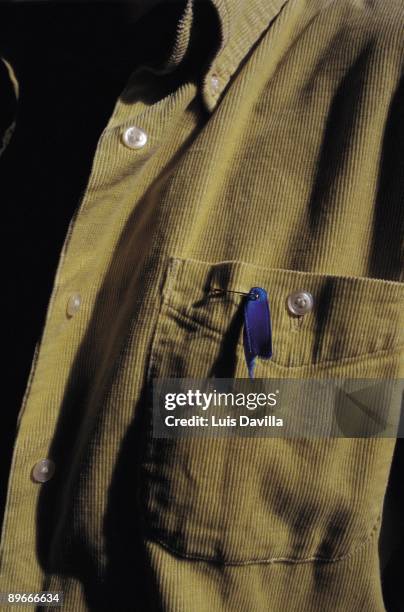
[210, 73, 220, 95]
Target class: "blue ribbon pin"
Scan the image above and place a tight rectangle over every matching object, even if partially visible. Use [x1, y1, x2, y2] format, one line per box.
[243, 287, 272, 378]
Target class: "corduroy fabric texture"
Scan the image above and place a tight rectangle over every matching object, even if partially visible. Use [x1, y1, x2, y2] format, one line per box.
[0, 0, 403, 610]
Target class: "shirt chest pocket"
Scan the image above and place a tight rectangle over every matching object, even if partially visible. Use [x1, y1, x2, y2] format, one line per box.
[141, 257, 404, 565]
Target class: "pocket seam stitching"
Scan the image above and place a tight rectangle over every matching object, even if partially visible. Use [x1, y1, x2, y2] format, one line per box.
[146, 513, 381, 566]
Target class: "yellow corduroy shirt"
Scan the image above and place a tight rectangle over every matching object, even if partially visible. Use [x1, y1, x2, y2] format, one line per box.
[1, 0, 404, 610]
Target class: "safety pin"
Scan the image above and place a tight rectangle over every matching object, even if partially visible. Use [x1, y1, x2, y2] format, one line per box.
[210, 288, 259, 300]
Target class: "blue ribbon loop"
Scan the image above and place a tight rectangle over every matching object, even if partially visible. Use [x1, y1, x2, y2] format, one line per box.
[243, 287, 272, 378]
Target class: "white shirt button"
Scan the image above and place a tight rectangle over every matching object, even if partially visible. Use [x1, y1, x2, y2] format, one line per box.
[287, 290, 314, 316]
[210, 73, 220, 95]
[122, 126, 148, 149]
[66, 293, 82, 317]
[32, 459, 55, 483]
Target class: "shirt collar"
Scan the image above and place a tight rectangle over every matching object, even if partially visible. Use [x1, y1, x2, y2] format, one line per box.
[205, 0, 290, 111]
[156, 0, 289, 111]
